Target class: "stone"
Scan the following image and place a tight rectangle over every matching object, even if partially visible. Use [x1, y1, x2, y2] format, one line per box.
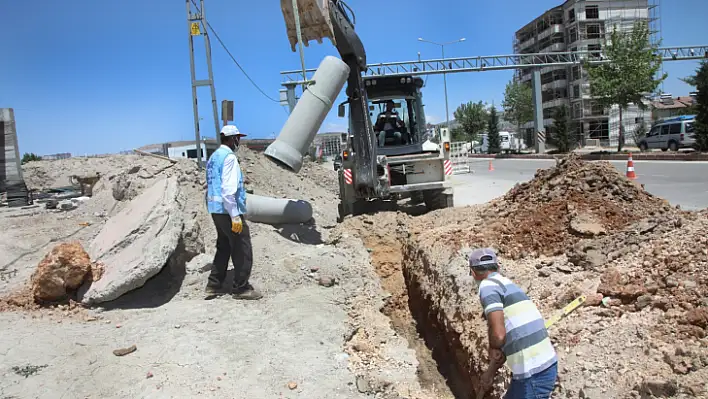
[638, 379, 678, 397]
[538, 270, 551, 278]
[585, 293, 603, 307]
[287, 381, 298, 390]
[112, 344, 137, 357]
[684, 308, 708, 329]
[318, 276, 336, 287]
[569, 213, 606, 237]
[635, 295, 653, 310]
[355, 376, 371, 393]
[59, 200, 77, 210]
[80, 178, 185, 304]
[45, 199, 58, 210]
[30, 241, 94, 302]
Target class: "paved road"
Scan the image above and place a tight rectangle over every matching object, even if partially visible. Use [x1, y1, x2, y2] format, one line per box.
[452, 159, 708, 210]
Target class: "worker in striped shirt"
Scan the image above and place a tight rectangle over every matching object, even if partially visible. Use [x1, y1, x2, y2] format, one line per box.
[470, 248, 558, 399]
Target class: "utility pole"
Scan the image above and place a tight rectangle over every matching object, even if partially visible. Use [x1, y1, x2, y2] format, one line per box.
[418, 37, 466, 130]
[187, 0, 220, 169]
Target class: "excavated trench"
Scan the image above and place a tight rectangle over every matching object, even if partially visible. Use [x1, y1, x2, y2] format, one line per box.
[361, 225, 500, 399]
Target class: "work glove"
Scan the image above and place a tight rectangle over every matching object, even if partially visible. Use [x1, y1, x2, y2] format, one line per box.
[231, 217, 243, 234]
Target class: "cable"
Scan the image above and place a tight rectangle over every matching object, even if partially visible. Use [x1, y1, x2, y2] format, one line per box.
[190, 0, 280, 103]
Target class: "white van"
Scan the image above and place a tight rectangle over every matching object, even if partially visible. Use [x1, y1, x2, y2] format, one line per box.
[639, 115, 696, 152]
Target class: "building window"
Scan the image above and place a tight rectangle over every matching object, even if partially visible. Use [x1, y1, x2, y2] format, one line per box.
[572, 65, 581, 81]
[586, 5, 599, 19]
[568, 9, 576, 23]
[635, 117, 644, 124]
[588, 44, 602, 58]
[586, 24, 601, 39]
[187, 149, 198, 159]
[569, 27, 578, 43]
[182, 152, 186, 157]
[574, 85, 580, 98]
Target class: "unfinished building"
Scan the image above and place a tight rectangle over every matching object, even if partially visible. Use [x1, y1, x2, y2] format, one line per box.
[514, 0, 660, 147]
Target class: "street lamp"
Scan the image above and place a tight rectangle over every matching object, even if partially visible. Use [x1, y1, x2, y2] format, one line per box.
[418, 37, 466, 130]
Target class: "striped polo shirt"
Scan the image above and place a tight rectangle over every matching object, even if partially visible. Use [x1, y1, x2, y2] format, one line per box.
[479, 272, 557, 380]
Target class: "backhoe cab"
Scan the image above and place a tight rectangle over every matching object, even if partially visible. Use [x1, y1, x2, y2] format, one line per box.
[336, 75, 453, 220]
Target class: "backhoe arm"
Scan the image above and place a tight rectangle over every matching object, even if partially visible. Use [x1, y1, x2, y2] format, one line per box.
[281, 0, 379, 195]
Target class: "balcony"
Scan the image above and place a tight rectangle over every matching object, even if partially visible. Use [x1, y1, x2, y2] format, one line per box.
[541, 79, 568, 91]
[516, 37, 537, 53]
[542, 98, 569, 109]
[537, 24, 564, 41]
[539, 43, 567, 53]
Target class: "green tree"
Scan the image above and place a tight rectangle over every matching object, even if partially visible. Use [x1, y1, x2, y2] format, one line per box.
[487, 106, 501, 154]
[453, 101, 488, 142]
[586, 21, 667, 152]
[551, 105, 576, 153]
[21, 153, 42, 164]
[681, 61, 708, 151]
[502, 80, 534, 129]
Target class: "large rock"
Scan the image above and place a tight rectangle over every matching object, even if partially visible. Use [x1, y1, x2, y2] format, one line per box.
[80, 177, 184, 304]
[569, 212, 606, 237]
[31, 241, 93, 302]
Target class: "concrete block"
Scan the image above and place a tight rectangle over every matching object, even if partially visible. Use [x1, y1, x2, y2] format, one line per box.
[80, 177, 184, 304]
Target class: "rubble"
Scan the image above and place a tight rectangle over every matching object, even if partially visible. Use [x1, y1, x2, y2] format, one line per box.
[80, 177, 186, 305]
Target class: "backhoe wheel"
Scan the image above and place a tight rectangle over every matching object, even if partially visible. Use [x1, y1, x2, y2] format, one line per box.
[423, 190, 454, 211]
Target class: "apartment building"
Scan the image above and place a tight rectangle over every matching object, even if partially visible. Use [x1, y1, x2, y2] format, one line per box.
[513, 0, 658, 147]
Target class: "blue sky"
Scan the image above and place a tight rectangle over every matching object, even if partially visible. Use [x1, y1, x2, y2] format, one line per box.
[2, 0, 707, 156]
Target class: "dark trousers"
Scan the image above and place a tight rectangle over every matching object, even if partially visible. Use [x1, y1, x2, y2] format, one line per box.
[208, 213, 253, 290]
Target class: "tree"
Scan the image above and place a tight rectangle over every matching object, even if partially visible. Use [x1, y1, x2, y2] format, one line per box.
[21, 153, 42, 164]
[586, 21, 667, 152]
[502, 80, 534, 128]
[453, 101, 488, 142]
[681, 61, 708, 151]
[551, 105, 576, 153]
[487, 106, 501, 154]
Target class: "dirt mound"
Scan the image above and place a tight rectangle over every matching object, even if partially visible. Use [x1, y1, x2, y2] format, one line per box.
[490, 155, 677, 258]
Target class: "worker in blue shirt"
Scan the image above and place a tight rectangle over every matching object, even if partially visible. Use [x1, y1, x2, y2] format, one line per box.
[205, 125, 262, 300]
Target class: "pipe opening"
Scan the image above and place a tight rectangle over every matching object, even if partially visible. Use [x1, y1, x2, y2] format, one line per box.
[264, 154, 296, 173]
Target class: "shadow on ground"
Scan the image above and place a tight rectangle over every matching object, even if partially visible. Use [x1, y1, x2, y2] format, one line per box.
[275, 223, 324, 245]
[99, 238, 192, 310]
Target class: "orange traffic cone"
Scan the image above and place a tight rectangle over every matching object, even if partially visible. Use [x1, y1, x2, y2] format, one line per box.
[488, 160, 494, 172]
[626, 153, 637, 180]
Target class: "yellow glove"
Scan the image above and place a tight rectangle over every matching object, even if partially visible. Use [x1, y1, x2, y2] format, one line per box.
[231, 217, 243, 234]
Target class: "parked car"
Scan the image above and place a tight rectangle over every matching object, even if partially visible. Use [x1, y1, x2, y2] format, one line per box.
[639, 115, 696, 152]
[333, 154, 342, 171]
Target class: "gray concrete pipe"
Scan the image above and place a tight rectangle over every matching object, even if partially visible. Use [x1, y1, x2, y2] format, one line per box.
[245, 194, 313, 225]
[265, 56, 350, 173]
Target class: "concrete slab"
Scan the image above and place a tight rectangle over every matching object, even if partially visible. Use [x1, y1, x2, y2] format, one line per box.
[80, 177, 184, 304]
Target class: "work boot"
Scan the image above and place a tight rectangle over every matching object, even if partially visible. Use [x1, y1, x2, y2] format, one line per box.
[232, 284, 263, 300]
[205, 285, 226, 300]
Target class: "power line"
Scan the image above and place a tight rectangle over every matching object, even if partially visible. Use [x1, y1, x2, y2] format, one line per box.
[190, 0, 280, 103]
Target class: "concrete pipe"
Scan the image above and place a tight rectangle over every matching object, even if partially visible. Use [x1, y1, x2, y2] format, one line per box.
[245, 194, 313, 225]
[265, 56, 350, 173]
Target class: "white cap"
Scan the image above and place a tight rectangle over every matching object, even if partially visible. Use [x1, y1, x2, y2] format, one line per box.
[220, 125, 247, 137]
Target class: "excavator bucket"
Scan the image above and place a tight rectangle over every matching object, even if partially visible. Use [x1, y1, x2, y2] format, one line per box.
[280, 0, 335, 52]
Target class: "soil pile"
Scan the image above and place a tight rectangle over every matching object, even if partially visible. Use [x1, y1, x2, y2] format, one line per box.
[487, 154, 677, 258]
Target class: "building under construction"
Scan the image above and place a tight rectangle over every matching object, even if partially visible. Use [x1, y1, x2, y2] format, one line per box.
[513, 0, 660, 147]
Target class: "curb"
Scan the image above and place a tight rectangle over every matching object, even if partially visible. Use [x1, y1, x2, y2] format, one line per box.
[467, 153, 708, 161]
